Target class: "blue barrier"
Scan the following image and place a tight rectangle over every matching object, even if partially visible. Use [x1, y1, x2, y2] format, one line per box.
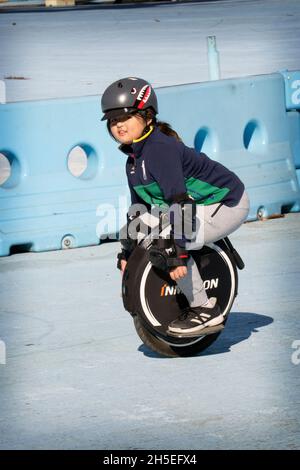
[287, 111, 300, 169]
[280, 70, 300, 111]
[281, 70, 300, 187]
[0, 97, 130, 256]
[157, 73, 300, 220]
[0, 72, 300, 256]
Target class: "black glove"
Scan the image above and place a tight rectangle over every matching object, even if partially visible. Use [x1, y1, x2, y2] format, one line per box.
[169, 192, 197, 244]
[148, 239, 189, 272]
[117, 234, 138, 270]
[117, 205, 146, 270]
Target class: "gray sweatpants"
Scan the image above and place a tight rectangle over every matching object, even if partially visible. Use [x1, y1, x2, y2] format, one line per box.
[176, 190, 250, 307]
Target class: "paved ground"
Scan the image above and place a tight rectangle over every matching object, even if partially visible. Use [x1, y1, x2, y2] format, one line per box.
[0, 213, 299, 449]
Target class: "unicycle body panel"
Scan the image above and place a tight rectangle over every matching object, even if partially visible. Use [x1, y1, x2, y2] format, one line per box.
[122, 238, 240, 357]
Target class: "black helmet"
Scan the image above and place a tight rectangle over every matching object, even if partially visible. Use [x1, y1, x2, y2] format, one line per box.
[101, 77, 158, 121]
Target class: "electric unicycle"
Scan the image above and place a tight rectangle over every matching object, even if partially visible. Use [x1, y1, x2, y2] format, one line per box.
[121, 235, 245, 357]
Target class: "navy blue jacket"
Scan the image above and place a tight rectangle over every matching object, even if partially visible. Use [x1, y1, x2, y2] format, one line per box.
[120, 126, 244, 210]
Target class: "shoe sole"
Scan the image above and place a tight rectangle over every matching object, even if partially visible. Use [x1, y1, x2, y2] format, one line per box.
[168, 313, 224, 335]
[167, 323, 225, 338]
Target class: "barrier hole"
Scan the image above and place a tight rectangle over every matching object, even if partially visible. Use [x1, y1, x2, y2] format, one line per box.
[0, 153, 11, 186]
[194, 127, 218, 155]
[67, 146, 88, 177]
[9, 243, 33, 255]
[0, 151, 22, 188]
[243, 120, 268, 153]
[67, 144, 98, 180]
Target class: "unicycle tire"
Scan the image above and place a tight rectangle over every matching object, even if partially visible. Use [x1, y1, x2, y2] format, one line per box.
[133, 314, 226, 358]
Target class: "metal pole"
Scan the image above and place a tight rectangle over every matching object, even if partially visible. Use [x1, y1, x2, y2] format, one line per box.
[0, 80, 6, 105]
[207, 36, 220, 81]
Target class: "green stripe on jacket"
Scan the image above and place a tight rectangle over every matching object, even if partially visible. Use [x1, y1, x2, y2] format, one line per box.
[133, 177, 230, 208]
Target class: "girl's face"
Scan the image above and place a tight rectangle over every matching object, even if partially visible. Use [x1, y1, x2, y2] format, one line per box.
[109, 113, 151, 145]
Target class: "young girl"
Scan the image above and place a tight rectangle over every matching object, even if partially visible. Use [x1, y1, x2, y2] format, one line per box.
[101, 77, 250, 336]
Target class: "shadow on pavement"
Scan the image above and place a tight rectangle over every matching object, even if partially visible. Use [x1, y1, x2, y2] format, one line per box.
[138, 311, 273, 358]
[201, 311, 274, 355]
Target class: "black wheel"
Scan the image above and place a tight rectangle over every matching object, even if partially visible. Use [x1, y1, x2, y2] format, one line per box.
[133, 314, 227, 358]
[123, 240, 238, 357]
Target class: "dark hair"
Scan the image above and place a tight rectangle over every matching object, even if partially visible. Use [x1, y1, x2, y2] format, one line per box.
[155, 120, 182, 142]
[143, 108, 182, 142]
[106, 108, 182, 142]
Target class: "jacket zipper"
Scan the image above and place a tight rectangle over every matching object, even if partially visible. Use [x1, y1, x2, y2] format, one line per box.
[141, 160, 147, 180]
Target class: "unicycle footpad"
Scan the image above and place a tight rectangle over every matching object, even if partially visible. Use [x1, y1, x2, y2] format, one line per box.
[167, 323, 225, 338]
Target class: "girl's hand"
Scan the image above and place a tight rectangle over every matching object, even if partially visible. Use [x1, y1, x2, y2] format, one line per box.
[120, 260, 127, 273]
[169, 266, 187, 281]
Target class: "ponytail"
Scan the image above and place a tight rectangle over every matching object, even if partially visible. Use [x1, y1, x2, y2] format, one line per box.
[141, 108, 182, 142]
[155, 120, 182, 142]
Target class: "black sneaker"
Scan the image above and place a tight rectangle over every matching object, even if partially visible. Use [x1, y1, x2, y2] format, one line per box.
[168, 297, 223, 335]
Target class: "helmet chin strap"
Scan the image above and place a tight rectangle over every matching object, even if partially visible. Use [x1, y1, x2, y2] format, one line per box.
[138, 111, 155, 137]
[142, 123, 153, 136]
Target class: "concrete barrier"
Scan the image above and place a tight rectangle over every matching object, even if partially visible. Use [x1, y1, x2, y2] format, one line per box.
[0, 72, 299, 256]
[281, 70, 300, 186]
[0, 96, 129, 256]
[157, 73, 300, 220]
[280, 70, 300, 111]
